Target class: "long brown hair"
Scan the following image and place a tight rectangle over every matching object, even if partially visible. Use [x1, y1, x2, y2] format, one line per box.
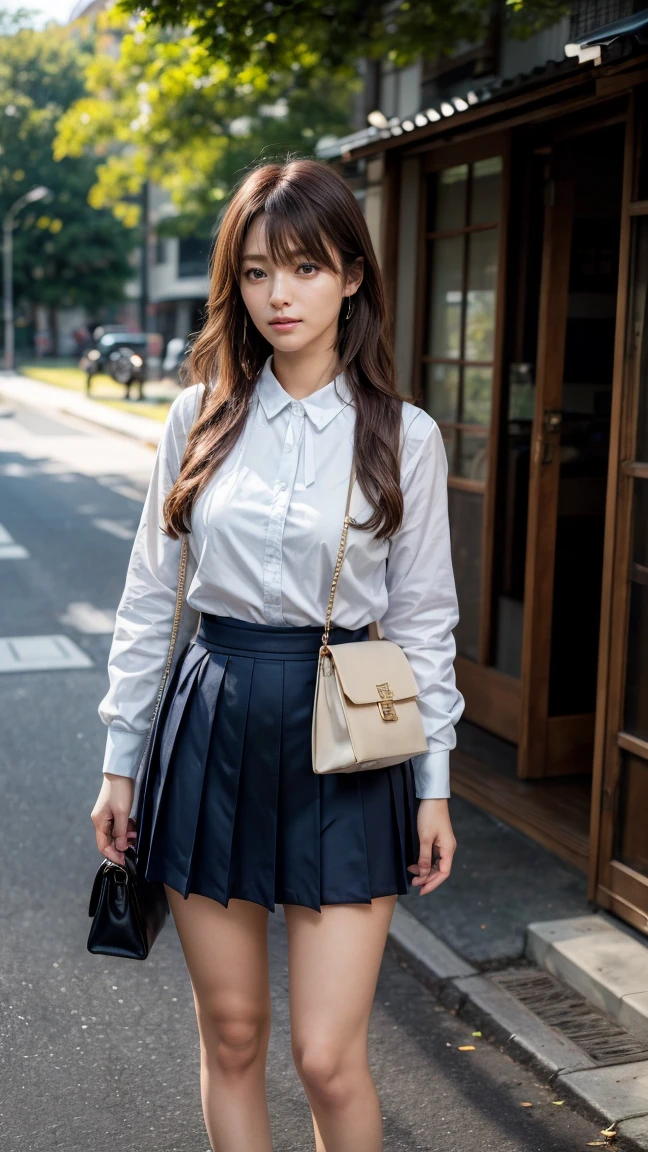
[164, 157, 404, 541]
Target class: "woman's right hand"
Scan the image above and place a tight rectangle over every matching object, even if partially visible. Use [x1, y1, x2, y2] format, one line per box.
[91, 774, 137, 865]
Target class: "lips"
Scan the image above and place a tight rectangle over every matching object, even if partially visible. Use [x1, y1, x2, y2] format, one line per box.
[269, 318, 301, 329]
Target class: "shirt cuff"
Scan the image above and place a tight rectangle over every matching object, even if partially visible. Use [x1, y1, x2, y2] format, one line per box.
[411, 747, 451, 799]
[102, 727, 148, 779]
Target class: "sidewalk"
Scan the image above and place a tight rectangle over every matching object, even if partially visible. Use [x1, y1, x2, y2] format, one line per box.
[393, 792, 648, 1150]
[0, 370, 178, 448]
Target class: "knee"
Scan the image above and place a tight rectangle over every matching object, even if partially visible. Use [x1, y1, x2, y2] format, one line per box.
[197, 1001, 268, 1077]
[292, 1040, 358, 1109]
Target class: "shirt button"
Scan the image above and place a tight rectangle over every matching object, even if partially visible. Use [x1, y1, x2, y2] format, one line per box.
[290, 401, 304, 416]
[279, 481, 287, 491]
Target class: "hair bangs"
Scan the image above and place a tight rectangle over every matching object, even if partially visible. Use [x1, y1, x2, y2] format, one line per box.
[251, 190, 342, 275]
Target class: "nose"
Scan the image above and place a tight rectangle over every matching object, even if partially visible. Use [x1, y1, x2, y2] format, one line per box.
[268, 271, 292, 310]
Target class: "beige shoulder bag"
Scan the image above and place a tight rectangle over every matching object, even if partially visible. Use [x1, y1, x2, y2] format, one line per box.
[312, 465, 429, 775]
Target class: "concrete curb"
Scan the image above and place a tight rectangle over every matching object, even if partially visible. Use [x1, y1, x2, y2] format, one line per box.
[0, 371, 168, 448]
[389, 905, 648, 1150]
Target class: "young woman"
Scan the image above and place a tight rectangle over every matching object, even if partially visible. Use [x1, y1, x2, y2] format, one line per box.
[91, 158, 464, 1152]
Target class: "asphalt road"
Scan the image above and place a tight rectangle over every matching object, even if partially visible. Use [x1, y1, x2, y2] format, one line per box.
[0, 391, 613, 1151]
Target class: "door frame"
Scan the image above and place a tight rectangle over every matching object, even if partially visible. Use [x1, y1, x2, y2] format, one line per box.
[589, 89, 648, 934]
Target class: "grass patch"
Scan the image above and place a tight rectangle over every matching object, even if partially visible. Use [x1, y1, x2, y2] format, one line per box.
[20, 365, 173, 423]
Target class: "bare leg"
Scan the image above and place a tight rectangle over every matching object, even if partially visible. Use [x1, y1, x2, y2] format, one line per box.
[284, 895, 397, 1152]
[165, 888, 272, 1152]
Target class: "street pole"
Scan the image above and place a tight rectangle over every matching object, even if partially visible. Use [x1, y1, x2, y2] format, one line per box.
[3, 215, 13, 371]
[2, 186, 50, 372]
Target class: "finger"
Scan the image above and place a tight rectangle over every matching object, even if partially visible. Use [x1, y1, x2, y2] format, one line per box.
[112, 806, 130, 853]
[95, 828, 125, 866]
[94, 813, 126, 865]
[418, 850, 455, 895]
[412, 840, 433, 885]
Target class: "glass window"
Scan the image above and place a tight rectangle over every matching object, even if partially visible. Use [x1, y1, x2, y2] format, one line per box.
[464, 366, 493, 426]
[456, 430, 489, 483]
[471, 156, 503, 225]
[624, 554, 648, 743]
[432, 164, 468, 232]
[424, 362, 460, 423]
[615, 751, 648, 877]
[466, 229, 498, 362]
[427, 236, 464, 359]
[448, 488, 483, 661]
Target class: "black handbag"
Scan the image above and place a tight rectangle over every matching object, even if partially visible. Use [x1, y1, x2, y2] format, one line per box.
[87, 846, 169, 960]
[87, 533, 190, 960]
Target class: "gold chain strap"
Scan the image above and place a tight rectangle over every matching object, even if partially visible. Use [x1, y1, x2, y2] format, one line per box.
[321, 464, 356, 653]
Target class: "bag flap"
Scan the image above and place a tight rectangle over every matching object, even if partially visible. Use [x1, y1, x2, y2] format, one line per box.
[327, 640, 419, 705]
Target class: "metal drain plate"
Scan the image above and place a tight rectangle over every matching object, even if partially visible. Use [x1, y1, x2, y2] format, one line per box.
[492, 967, 648, 1067]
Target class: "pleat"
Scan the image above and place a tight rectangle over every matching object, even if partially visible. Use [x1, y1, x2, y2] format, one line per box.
[278, 657, 323, 909]
[224, 658, 283, 909]
[387, 764, 411, 892]
[145, 649, 227, 895]
[402, 759, 421, 868]
[190, 654, 254, 906]
[137, 641, 206, 872]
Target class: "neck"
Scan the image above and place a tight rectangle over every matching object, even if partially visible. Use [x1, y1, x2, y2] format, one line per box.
[271, 343, 341, 400]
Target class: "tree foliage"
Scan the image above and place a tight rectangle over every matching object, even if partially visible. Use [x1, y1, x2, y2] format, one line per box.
[0, 16, 136, 319]
[55, 10, 357, 228]
[115, 0, 571, 69]
[56, 0, 571, 232]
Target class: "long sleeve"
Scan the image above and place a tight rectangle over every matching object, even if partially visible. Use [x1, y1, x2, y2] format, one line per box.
[98, 384, 203, 778]
[379, 413, 465, 798]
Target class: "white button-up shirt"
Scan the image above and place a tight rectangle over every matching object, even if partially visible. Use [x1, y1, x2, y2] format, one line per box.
[98, 355, 464, 797]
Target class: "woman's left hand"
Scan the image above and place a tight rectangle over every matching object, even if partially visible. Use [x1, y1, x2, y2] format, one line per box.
[408, 798, 456, 895]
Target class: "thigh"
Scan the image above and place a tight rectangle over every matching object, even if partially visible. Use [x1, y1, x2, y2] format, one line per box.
[166, 889, 271, 1017]
[284, 896, 397, 1053]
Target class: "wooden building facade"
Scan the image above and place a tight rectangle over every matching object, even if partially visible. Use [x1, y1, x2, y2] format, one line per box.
[321, 10, 648, 935]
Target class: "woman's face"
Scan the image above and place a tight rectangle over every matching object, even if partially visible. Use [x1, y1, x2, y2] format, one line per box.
[239, 215, 363, 355]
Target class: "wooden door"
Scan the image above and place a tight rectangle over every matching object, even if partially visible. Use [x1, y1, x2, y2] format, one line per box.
[519, 123, 626, 779]
[591, 93, 648, 934]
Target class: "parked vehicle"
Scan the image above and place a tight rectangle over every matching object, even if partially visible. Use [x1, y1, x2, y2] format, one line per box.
[79, 331, 162, 399]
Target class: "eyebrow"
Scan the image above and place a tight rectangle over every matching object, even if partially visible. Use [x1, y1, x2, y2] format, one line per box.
[241, 249, 310, 262]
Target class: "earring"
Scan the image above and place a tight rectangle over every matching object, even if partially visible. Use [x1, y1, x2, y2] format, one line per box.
[346, 296, 354, 320]
[243, 312, 248, 342]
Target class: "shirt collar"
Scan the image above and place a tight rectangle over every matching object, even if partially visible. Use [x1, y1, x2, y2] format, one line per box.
[255, 354, 353, 430]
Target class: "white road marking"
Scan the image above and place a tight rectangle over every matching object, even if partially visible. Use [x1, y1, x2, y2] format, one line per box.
[92, 518, 136, 540]
[0, 544, 29, 559]
[0, 635, 93, 672]
[58, 602, 116, 634]
[99, 481, 145, 503]
[0, 523, 29, 559]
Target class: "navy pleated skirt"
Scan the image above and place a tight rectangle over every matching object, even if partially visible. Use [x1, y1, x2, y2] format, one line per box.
[137, 613, 421, 912]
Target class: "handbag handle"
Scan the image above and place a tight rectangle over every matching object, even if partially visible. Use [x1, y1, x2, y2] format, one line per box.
[321, 463, 356, 653]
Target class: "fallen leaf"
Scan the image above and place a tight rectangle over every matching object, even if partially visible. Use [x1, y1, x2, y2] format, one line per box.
[472, 1031, 482, 1037]
[551, 1100, 565, 1106]
[601, 1130, 617, 1139]
[586, 1141, 606, 1146]
[458, 1045, 476, 1051]
[519, 1101, 533, 1107]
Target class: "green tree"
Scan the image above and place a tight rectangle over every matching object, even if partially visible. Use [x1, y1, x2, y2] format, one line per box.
[55, 10, 357, 229]
[0, 16, 136, 351]
[115, 0, 571, 69]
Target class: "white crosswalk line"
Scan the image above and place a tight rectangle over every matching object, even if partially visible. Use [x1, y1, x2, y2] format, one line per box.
[0, 635, 93, 672]
[0, 523, 29, 559]
[92, 518, 136, 540]
[58, 602, 116, 634]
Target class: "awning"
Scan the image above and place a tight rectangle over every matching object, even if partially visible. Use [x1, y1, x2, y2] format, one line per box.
[579, 7, 648, 48]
